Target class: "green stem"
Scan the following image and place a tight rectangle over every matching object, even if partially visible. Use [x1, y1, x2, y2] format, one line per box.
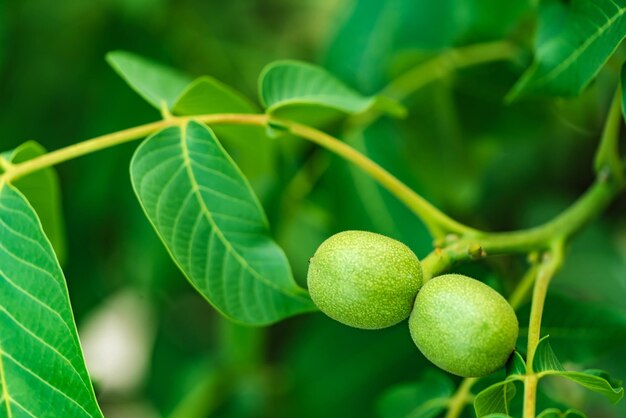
[523, 243, 564, 418]
[476, 176, 618, 252]
[282, 119, 478, 237]
[382, 41, 518, 101]
[444, 377, 477, 418]
[346, 40, 518, 135]
[525, 244, 564, 369]
[0, 112, 472, 238]
[420, 175, 621, 278]
[594, 87, 624, 186]
[1, 114, 269, 183]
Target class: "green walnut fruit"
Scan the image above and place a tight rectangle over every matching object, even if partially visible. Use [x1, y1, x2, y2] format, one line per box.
[409, 274, 518, 377]
[307, 230, 423, 329]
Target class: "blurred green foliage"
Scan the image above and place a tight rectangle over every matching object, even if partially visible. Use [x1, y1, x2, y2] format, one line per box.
[2, 0, 626, 417]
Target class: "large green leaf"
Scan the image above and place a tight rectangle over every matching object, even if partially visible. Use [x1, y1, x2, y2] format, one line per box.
[172, 76, 277, 199]
[509, 0, 626, 99]
[0, 182, 102, 417]
[107, 50, 192, 110]
[130, 120, 316, 325]
[534, 336, 624, 404]
[1, 141, 67, 264]
[376, 369, 454, 418]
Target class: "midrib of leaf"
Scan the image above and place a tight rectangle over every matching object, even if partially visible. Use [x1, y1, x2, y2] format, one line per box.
[179, 122, 305, 299]
[0, 349, 12, 418]
[533, 2, 626, 87]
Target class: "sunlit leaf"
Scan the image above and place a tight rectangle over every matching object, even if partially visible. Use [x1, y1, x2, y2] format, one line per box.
[1, 141, 67, 264]
[107, 50, 192, 110]
[130, 120, 316, 325]
[0, 182, 102, 417]
[509, 0, 626, 99]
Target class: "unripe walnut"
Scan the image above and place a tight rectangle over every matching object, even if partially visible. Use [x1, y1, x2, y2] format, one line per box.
[307, 230, 423, 329]
[409, 274, 519, 377]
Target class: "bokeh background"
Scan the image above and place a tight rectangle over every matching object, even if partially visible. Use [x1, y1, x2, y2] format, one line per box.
[1, 0, 626, 417]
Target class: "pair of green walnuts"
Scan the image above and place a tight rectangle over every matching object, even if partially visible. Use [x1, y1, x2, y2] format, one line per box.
[307, 231, 519, 378]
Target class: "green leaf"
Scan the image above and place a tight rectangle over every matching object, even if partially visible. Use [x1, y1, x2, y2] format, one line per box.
[106, 50, 192, 110]
[130, 120, 316, 325]
[1, 141, 67, 264]
[532, 335, 565, 372]
[507, 351, 527, 376]
[0, 182, 103, 417]
[537, 408, 587, 418]
[474, 354, 525, 417]
[509, 0, 626, 99]
[258, 60, 403, 125]
[534, 337, 624, 404]
[172, 76, 277, 199]
[172, 76, 258, 116]
[474, 380, 519, 418]
[543, 369, 624, 404]
[376, 369, 454, 418]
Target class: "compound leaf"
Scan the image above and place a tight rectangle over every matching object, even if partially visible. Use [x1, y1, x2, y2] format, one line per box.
[130, 120, 316, 325]
[509, 0, 626, 99]
[1, 141, 67, 264]
[107, 50, 192, 110]
[0, 182, 102, 418]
